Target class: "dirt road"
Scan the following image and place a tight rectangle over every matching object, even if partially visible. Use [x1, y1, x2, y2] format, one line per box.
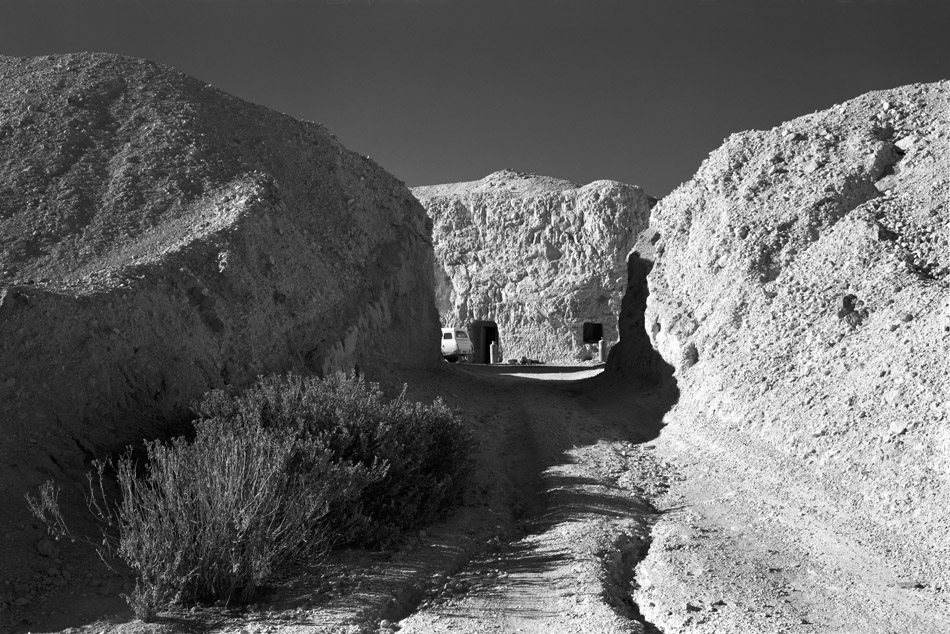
[396, 364, 670, 634]
[10, 363, 672, 634]
[13, 362, 950, 633]
[391, 364, 950, 634]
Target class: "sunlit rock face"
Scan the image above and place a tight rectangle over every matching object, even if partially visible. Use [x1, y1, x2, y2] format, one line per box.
[618, 81, 950, 590]
[413, 170, 653, 362]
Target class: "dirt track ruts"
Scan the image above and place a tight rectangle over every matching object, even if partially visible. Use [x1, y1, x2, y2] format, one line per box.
[18, 362, 950, 634]
[396, 363, 670, 634]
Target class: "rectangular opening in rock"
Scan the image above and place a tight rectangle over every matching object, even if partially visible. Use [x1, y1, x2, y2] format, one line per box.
[582, 322, 603, 344]
[469, 320, 499, 364]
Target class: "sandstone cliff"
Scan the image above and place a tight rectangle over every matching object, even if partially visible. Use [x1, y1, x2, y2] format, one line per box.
[0, 53, 440, 582]
[413, 170, 653, 362]
[621, 81, 950, 592]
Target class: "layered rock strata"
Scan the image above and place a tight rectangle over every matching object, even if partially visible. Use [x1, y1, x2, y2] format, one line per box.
[413, 170, 653, 362]
[620, 82, 950, 598]
[0, 53, 440, 576]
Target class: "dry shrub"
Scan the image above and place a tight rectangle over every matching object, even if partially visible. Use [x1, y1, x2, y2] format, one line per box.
[197, 372, 475, 546]
[103, 417, 374, 619]
[63, 372, 473, 619]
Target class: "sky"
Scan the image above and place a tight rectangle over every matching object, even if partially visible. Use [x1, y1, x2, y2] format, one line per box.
[1, 0, 948, 197]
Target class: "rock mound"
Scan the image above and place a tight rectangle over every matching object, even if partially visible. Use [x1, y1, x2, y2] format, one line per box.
[413, 170, 653, 362]
[623, 81, 950, 588]
[0, 52, 439, 583]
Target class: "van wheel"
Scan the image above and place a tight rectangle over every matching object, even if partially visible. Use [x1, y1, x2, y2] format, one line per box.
[445, 355, 458, 363]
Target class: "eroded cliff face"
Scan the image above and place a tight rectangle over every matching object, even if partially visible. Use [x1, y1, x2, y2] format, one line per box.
[625, 81, 950, 588]
[413, 170, 653, 362]
[0, 53, 440, 579]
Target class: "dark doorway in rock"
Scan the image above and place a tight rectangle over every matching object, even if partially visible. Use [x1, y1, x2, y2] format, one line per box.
[582, 322, 603, 344]
[470, 320, 499, 364]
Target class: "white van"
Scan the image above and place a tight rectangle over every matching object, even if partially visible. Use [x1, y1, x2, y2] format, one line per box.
[441, 327, 473, 362]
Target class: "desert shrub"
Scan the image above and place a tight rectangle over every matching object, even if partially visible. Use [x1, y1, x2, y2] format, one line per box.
[197, 372, 475, 546]
[98, 415, 375, 619]
[64, 372, 474, 619]
[354, 390, 475, 545]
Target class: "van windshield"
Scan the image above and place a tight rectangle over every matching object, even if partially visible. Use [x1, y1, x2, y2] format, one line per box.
[455, 331, 468, 338]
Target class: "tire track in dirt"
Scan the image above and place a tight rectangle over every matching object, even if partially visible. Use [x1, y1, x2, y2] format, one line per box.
[633, 415, 950, 633]
[397, 365, 670, 634]
[21, 365, 675, 634]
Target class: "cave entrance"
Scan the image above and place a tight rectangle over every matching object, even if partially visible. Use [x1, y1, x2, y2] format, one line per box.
[582, 322, 603, 344]
[470, 320, 499, 364]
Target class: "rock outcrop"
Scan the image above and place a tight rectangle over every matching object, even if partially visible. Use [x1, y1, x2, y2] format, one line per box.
[0, 53, 440, 580]
[618, 81, 950, 591]
[413, 170, 653, 362]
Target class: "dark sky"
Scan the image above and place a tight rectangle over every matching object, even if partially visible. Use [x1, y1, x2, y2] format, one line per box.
[1, 0, 948, 197]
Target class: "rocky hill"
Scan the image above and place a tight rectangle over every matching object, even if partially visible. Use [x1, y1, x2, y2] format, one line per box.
[413, 170, 653, 362]
[0, 52, 440, 596]
[615, 80, 950, 620]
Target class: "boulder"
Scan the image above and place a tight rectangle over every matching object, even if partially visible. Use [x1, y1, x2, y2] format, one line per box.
[413, 170, 653, 362]
[619, 81, 950, 588]
[0, 53, 440, 577]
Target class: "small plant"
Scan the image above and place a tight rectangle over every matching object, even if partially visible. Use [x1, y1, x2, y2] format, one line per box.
[25, 480, 74, 543]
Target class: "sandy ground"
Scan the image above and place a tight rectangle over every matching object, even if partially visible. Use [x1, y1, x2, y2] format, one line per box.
[395, 364, 669, 634]
[6, 362, 948, 634]
[634, 408, 950, 634]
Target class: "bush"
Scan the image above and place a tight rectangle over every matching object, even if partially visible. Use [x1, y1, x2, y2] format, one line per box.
[197, 372, 475, 546]
[102, 416, 374, 618]
[73, 372, 473, 618]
